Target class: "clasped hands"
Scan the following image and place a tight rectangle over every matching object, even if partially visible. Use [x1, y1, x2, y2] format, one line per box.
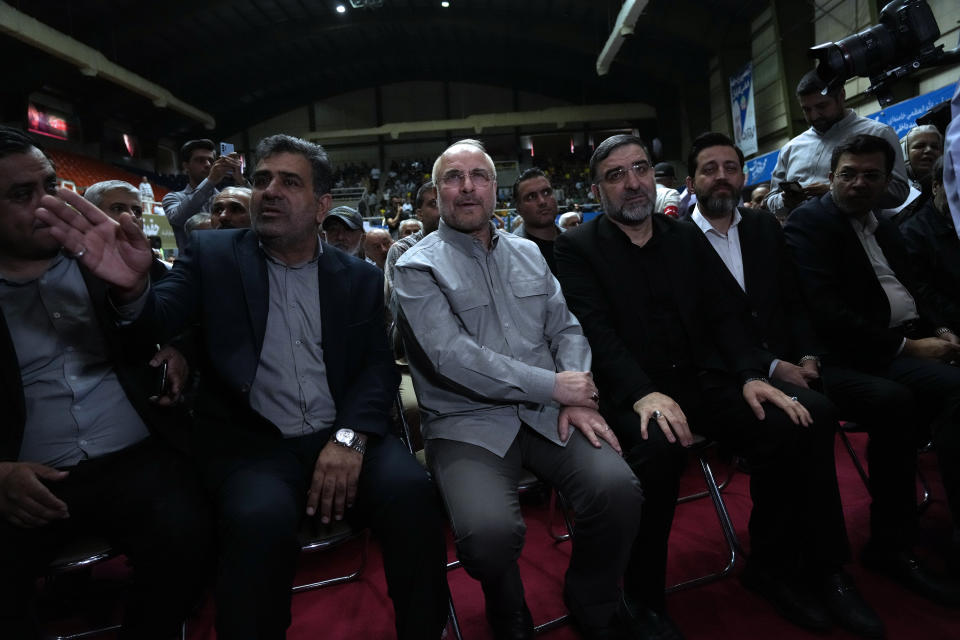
[552, 371, 621, 454]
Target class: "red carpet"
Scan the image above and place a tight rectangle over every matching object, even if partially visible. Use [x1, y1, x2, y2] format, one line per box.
[44, 433, 960, 639]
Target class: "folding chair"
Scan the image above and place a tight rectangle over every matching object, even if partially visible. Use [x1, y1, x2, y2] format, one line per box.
[292, 519, 369, 593]
[666, 434, 743, 593]
[42, 537, 187, 640]
[837, 422, 933, 511]
[395, 392, 572, 637]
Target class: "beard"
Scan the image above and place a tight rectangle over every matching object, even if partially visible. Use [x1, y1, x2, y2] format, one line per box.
[698, 194, 738, 219]
[601, 189, 654, 226]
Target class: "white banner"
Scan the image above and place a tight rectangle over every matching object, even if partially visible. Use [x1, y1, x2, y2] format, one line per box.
[729, 63, 758, 156]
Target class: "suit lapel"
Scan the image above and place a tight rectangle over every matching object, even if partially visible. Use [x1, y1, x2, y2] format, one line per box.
[236, 231, 270, 356]
[736, 209, 763, 299]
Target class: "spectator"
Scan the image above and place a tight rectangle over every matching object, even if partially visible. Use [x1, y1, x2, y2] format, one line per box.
[654, 162, 681, 217]
[139, 175, 155, 213]
[211, 186, 252, 230]
[555, 133, 855, 636]
[37, 133, 451, 640]
[785, 134, 960, 598]
[162, 139, 245, 251]
[512, 168, 563, 275]
[395, 139, 643, 640]
[185, 212, 213, 233]
[765, 69, 908, 217]
[398, 218, 421, 238]
[322, 206, 366, 258]
[363, 227, 393, 270]
[901, 157, 960, 331]
[0, 125, 211, 640]
[889, 124, 943, 225]
[559, 211, 581, 230]
[83, 180, 143, 229]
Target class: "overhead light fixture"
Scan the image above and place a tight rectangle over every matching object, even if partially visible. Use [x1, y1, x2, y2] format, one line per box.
[441, 1, 450, 6]
[336, 4, 346, 13]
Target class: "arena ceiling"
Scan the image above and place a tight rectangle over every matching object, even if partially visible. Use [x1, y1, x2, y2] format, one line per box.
[3, 0, 767, 141]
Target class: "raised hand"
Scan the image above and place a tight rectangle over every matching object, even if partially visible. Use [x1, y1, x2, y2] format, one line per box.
[35, 188, 152, 298]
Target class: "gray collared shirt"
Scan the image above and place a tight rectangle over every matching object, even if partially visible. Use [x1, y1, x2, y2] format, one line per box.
[249, 243, 338, 437]
[0, 255, 150, 467]
[394, 219, 591, 457]
[161, 179, 219, 251]
[116, 237, 338, 437]
[849, 211, 920, 329]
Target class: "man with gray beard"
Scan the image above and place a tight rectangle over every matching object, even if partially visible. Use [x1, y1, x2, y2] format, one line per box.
[555, 134, 862, 637]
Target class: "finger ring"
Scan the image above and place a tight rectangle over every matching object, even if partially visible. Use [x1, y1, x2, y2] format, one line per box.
[790, 396, 799, 402]
[70, 245, 86, 259]
[652, 410, 663, 419]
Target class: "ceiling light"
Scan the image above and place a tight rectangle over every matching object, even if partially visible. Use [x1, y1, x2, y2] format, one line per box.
[336, 4, 346, 13]
[441, 1, 450, 7]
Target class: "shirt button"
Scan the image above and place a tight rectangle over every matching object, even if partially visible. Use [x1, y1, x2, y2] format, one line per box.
[295, 340, 302, 345]
[79, 440, 87, 446]
[69, 375, 77, 381]
[52, 312, 62, 319]
[750, 310, 759, 318]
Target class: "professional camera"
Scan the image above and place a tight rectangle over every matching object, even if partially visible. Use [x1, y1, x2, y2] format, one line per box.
[809, 0, 960, 106]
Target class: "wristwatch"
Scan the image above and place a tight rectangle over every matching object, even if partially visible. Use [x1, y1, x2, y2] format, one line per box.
[331, 428, 366, 455]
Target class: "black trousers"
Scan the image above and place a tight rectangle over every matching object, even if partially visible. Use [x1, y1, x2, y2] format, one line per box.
[204, 428, 449, 640]
[820, 364, 921, 551]
[0, 438, 213, 640]
[611, 370, 848, 612]
[837, 356, 960, 534]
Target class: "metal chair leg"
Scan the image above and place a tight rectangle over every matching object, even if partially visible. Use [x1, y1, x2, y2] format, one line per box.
[838, 426, 870, 488]
[547, 490, 573, 543]
[666, 453, 742, 593]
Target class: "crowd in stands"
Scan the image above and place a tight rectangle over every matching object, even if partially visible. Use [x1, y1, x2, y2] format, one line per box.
[4, 67, 960, 640]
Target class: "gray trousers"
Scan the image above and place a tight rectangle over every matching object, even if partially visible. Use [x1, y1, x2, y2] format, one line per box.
[425, 425, 643, 628]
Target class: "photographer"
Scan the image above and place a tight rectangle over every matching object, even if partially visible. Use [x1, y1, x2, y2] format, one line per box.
[764, 70, 908, 217]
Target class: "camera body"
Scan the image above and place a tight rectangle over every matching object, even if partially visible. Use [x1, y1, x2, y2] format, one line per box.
[809, 0, 958, 106]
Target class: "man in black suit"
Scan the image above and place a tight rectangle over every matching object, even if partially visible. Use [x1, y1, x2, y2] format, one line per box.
[785, 133, 960, 590]
[555, 134, 866, 637]
[36, 134, 449, 639]
[0, 126, 211, 639]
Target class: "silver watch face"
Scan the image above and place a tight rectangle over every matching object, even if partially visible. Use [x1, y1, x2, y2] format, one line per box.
[335, 428, 355, 445]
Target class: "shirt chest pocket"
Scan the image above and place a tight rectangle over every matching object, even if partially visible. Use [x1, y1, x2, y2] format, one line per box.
[447, 288, 490, 338]
[510, 277, 549, 330]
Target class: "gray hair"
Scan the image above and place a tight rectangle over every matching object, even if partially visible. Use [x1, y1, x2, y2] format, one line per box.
[216, 185, 252, 201]
[399, 219, 422, 232]
[84, 180, 138, 207]
[255, 134, 332, 197]
[558, 211, 581, 227]
[185, 212, 212, 233]
[431, 138, 497, 185]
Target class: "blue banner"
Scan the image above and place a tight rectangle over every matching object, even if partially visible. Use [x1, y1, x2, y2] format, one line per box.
[745, 148, 780, 186]
[865, 82, 957, 137]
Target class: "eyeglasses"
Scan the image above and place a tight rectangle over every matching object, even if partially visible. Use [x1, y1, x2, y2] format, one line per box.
[440, 168, 493, 188]
[599, 161, 651, 184]
[835, 170, 888, 184]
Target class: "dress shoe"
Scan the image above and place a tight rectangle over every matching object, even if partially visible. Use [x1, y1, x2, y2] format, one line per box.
[862, 546, 960, 607]
[485, 600, 534, 640]
[618, 593, 685, 640]
[741, 562, 832, 632]
[819, 572, 884, 638]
